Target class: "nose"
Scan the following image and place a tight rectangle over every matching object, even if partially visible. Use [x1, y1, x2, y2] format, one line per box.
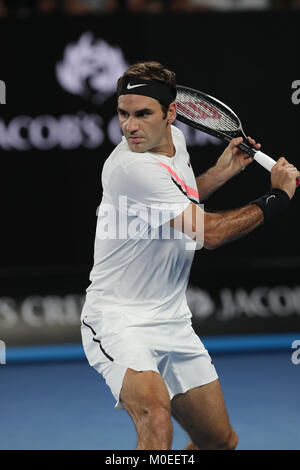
[125, 116, 139, 133]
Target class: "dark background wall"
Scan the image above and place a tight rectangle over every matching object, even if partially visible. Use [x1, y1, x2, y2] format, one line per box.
[1, 11, 300, 345]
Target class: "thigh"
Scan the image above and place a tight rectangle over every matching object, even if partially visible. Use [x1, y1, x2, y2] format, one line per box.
[120, 368, 171, 421]
[171, 379, 233, 446]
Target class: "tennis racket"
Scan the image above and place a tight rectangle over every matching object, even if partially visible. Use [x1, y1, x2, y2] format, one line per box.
[176, 85, 299, 186]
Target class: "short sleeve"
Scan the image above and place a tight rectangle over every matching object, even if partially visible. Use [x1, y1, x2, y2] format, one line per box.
[109, 156, 190, 229]
[171, 125, 187, 151]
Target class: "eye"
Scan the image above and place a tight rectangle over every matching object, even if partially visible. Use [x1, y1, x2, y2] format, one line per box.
[118, 110, 129, 118]
[136, 111, 151, 118]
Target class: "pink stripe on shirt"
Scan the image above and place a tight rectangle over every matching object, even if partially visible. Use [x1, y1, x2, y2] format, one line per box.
[156, 162, 199, 200]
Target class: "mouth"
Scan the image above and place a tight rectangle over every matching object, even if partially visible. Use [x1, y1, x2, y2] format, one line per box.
[128, 136, 143, 144]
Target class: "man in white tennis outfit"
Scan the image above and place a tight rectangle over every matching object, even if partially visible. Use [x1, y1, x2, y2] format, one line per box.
[81, 62, 299, 450]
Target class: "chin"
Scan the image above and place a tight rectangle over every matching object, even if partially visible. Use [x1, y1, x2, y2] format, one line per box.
[129, 143, 147, 153]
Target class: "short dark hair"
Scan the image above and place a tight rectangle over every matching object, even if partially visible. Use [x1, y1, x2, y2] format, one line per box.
[117, 61, 176, 118]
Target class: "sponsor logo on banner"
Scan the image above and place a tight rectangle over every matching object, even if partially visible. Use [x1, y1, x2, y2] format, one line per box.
[0, 295, 84, 329]
[56, 32, 128, 104]
[0, 116, 220, 151]
[1, 285, 300, 345]
[0, 113, 122, 150]
[187, 285, 300, 321]
[0, 32, 221, 151]
[0, 295, 85, 346]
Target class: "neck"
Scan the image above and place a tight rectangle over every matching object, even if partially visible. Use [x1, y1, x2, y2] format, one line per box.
[150, 126, 175, 157]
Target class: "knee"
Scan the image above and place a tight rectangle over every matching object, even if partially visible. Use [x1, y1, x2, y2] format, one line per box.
[139, 406, 172, 437]
[195, 428, 239, 450]
[216, 429, 239, 450]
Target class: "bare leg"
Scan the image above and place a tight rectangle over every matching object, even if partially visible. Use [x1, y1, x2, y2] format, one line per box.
[184, 440, 200, 450]
[119, 368, 173, 450]
[171, 379, 238, 450]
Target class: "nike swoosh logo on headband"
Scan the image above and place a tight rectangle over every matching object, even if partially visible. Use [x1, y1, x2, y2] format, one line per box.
[127, 83, 147, 90]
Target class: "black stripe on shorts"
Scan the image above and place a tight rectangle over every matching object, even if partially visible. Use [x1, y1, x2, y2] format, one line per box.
[82, 319, 114, 362]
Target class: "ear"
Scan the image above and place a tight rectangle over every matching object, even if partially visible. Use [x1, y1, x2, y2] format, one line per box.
[167, 102, 177, 125]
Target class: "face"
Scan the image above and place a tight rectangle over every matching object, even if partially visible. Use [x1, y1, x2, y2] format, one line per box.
[117, 94, 176, 154]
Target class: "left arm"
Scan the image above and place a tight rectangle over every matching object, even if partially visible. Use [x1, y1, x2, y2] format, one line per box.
[196, 137, 260, 200]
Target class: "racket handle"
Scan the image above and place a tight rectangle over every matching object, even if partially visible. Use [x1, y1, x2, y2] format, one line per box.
[253, 151, 276, 172]
[254, 150, 300, 187]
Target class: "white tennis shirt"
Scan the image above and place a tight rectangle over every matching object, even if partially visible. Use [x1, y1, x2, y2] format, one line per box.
[85, 125, 200, 324]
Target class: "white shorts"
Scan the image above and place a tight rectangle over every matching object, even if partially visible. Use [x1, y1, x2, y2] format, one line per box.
[81, 302, 218, 409]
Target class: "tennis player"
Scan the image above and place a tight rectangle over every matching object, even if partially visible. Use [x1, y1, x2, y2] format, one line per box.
[81, 61, 299, 450]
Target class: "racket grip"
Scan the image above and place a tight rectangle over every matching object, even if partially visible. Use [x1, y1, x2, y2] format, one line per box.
[254, 151, 300, 187]
[253, 151, 276, 172]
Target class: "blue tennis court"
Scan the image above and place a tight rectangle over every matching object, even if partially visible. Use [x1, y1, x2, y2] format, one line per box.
[1, 348, 299, 450]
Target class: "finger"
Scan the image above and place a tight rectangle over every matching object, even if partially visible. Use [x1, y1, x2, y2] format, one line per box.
[276, 156, 289, 167]
[286, 167, 300, 175]
[247, 136, 256, 145]
[290, 170, 300, 184]
[243, 155, 254, 164]
[229, 137, 243, 149]
[247, 136, 261, 149]
[282, 163, 297, 170]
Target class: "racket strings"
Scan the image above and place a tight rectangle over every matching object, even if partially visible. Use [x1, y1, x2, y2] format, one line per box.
[176, 89, 239, 132]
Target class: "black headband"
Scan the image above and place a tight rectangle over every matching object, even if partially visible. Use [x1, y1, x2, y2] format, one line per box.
[117, 77, 176, 107]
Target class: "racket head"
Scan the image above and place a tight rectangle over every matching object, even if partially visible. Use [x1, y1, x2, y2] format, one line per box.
[175, 85, 255, 155]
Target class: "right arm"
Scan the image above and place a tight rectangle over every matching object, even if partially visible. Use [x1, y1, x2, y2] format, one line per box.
[203, 204, 264, 250]
[170, 157, 300, 250]
[170, 201, 263, 250]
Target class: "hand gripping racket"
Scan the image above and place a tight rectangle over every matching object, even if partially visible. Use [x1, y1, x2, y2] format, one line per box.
[176, 85, 299, 186]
